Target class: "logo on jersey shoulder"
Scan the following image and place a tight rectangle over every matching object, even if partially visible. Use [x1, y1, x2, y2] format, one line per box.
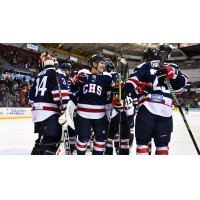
[92, 75, 96, 80]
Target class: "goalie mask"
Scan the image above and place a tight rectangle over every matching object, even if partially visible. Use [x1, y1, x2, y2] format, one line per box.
[44, 55, 54, 67]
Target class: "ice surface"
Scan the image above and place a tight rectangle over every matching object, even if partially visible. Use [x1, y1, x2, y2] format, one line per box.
[0, 111, 199, 155]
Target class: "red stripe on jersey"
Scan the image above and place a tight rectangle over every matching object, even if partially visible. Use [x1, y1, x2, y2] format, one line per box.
[137, 148, 149, 154]
[77, 107, 105, 113]
[156, 150, 168, 155]
[69, 138, 76, 142]
[52, 93, 60, 98]
[174, 88, 184, 94]
[114, 135, 119, 140]
[62, 92, 69, 97]
[106, 141, 113, 145]
[121, 142, 129, 145]
[182, 74, 188, 81]
[148, 143, 152, 149]
[94, 143, 105, 148]
[128, 78, 140, 86]
[76, 142, 87, 149]
[33, 106, 60, 112]
[133, 100, 138, 103]
[139, 97, 172, 107]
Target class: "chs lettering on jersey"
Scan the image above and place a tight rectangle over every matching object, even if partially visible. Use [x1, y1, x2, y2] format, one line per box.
[29, 68, 70, 122]
[122, 60, 188, 117]
[71, 69, 113, 119]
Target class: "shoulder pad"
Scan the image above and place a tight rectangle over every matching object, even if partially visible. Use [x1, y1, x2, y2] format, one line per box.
[78, 69, 91, 74]
[103, 71, 112, 77]
[58, 68, 66, 76]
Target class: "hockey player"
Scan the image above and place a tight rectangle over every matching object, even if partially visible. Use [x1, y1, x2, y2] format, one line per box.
[60, 63, 77, 154]
[30, 55, 71, 155]
[105, 59, 130, 155]
[185, 103, 190, 114]
[70, 54, 114, 155]
[119, 45, 188, 155]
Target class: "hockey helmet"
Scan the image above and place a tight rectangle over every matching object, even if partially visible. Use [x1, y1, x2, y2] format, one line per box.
[141, 48, 158, 62]
[44, 55, 54, 67]
[106, 60, 115, 72]
[89, 54, 106, 68]
[156, 44, 171, 59]
[60, 63, 72, 71]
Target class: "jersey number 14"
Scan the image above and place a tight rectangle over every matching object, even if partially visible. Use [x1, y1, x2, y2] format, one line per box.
[35, 76, 48, 97]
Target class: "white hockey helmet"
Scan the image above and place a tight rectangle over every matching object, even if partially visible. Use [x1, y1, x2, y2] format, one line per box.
[44, 55, 54, 67]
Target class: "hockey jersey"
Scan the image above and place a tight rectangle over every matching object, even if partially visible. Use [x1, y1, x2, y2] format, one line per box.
[29, 67, 70, 122]
[122, 60, 188, 117]
[70, 69, 113, 119]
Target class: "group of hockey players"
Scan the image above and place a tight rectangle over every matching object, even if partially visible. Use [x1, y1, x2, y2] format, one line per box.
[29, 44, 188, 155]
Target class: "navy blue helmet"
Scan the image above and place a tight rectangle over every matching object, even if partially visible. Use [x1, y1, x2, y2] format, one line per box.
[141, 48, 158, 62]
[60, 63, 72, 70]
[156, 44, 171, 59]
[106, 59, 115, 72]
[89, 54, 106, 68]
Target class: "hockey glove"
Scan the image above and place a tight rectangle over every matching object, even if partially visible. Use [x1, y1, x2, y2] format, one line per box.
[138, 82, 152, 96]
[156, 66, 179, 79]
[110, 82, 125, 94]
[58, 108, 68, 127]
[74, 73, 87, 84]
[112, 97, 124, 112]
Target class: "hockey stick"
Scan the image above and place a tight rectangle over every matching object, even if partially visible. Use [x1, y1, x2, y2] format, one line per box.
[54, 61, 75, 155]
[117, 57, 122, 155]
[160, 47, 200, 155]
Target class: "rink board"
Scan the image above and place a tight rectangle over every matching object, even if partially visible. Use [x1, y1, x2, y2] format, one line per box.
[0, 107, 200, 119]
[0, 107, 32, 119]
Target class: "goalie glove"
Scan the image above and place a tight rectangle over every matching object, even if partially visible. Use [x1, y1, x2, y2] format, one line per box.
[112, 97, 124, 113]
[156, 66, 179, 79]
[40, 52, 47, 62]
[138, 82, 152, 96]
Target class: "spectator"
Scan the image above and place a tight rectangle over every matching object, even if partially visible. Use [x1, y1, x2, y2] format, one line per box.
[25, 93, 30, 107]
[22, 76, 26, 82]
[17, 77, 22, 85]
[14, 90, 20, 107]
[20, 95, 25, 107]
[29, 79, 33, 85]
[10, 51, 13, 56]
[8, 77, 14, 94]
[0, 91, 6, 99]
[8, 99, 14, 107]
[13, 81, 18, 91]
[0, 101, 2, 107]
[14, 76, 18, 83]
[0, 74, 4, 85]
[3, 48, 6, 57]
[2, 97, 7, 106]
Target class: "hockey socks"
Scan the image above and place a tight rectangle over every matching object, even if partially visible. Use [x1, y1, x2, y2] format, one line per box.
[76, 136, 89, 155]
[136, 145, 149, 155]
[105, 138, 114, 155]
[120, 139, 129, 155]
[93, 135, 106, 155]
[155, 146, 169, 155]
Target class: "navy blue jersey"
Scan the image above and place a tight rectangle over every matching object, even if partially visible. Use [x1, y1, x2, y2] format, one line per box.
[29, 68, 70, 122]
[122, 60, 188, 117]
[71, 69, 113, 119]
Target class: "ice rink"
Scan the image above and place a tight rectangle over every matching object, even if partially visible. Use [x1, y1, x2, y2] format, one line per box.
[0, 111, 200, 155]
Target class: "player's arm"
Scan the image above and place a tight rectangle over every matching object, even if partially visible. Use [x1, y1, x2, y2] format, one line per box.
[29, 80, 36, 104]
[122, 62, 149, 98]
[156, 64, 188, 94]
